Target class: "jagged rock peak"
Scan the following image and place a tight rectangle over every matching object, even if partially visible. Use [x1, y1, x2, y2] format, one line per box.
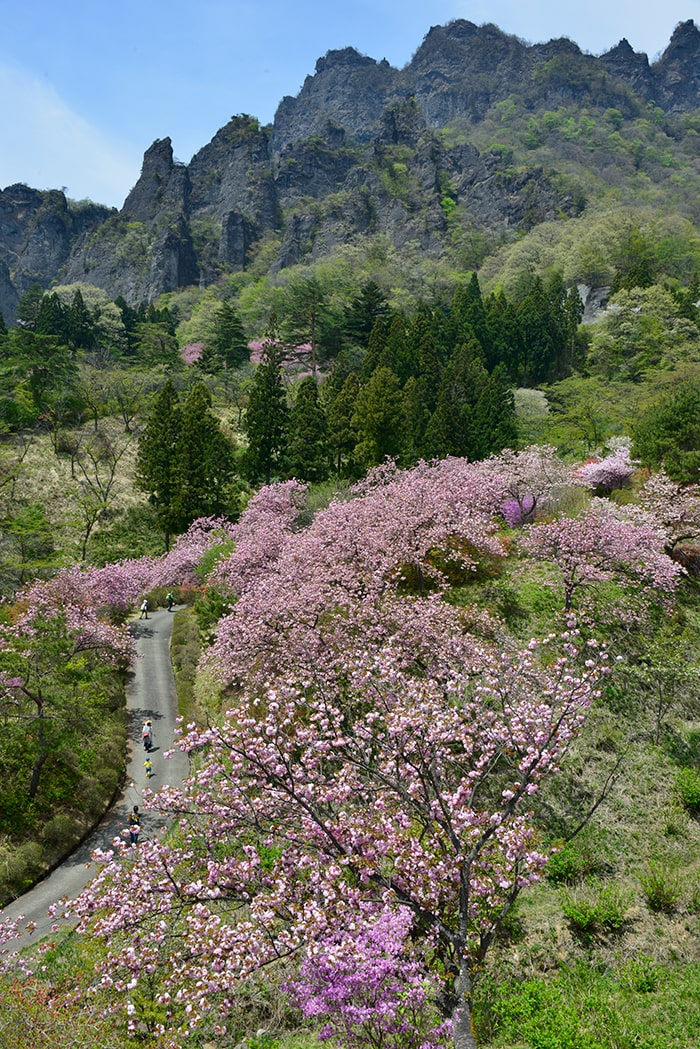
[122, 137, 190, 224]
[654, 19, 700, 107]
[314, 47, 392, 74]
[656, 18, 700, 61]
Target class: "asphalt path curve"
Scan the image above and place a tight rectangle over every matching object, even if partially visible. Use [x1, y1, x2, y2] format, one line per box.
[1, 606, 190, 950]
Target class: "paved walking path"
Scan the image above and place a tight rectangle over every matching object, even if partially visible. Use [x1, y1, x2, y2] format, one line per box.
[1, 607, 189, 950]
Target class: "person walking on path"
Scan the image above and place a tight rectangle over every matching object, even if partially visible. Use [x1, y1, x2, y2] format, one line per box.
[144, 756, 154, 779]
[128, 805, 141, 845]
[142, 719, 153, 752]
[166, 592, 174, 611]
[139, 599, 149, 620]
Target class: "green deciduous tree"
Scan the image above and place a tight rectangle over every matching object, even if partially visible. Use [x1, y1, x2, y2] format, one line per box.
[632, 382, 700, 483]
[0, 611, 124, 814]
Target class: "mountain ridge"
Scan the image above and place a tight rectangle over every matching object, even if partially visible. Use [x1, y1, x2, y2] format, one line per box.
[0, 18, 699, 324]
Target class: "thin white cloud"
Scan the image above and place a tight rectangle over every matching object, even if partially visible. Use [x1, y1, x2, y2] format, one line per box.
[0, 61, 141, 208]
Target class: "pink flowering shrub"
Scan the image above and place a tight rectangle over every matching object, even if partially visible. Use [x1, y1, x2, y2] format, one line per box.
[575, 445, 638, 493]
[287, 905, 452, 1049]
[487, 445, 573, 525]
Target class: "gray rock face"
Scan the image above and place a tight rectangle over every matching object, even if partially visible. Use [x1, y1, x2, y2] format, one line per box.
[0, 184, 110, 322]
[0, 19, 698, 322]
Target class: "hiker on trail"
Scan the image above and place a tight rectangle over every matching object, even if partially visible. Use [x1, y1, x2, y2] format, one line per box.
[142, 720, 152, 751]
[166, 592, 174, 611]
[144, 756, 154, 779]
[128, 805, 141, 845]
[139, 599, 149, 620]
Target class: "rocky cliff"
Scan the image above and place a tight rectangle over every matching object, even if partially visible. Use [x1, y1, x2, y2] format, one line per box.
[1, 18, 699, 323]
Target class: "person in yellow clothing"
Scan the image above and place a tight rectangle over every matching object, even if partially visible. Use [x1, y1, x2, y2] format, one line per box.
[144, 756, 154, 779]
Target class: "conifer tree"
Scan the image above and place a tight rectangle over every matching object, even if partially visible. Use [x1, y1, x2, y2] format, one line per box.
[135, 380, 182, 551]
[326, 371, 360, 476]
[66, 287, 96, 350]
[287, 376, 330, 483]
[423, 338, 499, 461]
[343, 279, 390, 347]
[172, 382, 238, 529]
[351, 366, 405, 468]
[199, 299, 249, 372]
[243, 340, 289, 484]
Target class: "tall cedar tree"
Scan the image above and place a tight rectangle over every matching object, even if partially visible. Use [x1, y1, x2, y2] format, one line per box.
[351, 365, 405, 469]
[287, 377, 330, 483]
[342, 279, 390, 347]
[172, 382, 238, 529]
[450, 274, 493, 365]
[198, 299, 249, 372]
[326, 371, 360, 476]
[423, 338, 515, 461]
[243, 342, 289, 484]
[280, 276, 328, 375]
[135, 380, 182, 551]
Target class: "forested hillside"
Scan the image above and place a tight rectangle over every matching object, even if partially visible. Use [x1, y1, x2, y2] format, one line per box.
[0, 15, 699, 1049]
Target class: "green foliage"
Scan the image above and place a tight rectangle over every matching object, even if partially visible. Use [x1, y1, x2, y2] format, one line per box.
[287, 377, 330, 483]
[86, 503, 164, 565]
[560, 880, 633, 943]
[135, 378, 183, 548]
[243, 337, 290, 484]
[172, 382, 238, 530]
[639, 860, 685, 914]
[675, 767, 700, 813]
[476, 962, 700, 1049]
[170, 608, 201, 724]
[632, 382, 700, 483]
[545, 831, 611, 886]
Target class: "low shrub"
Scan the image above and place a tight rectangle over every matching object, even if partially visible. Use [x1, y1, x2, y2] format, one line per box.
[675, 767, 700, 813]
[639, 860, 684, 914]
[617, 953, 664, 993]
[41, 813, 76, 849]
[560, 880, 633, 943]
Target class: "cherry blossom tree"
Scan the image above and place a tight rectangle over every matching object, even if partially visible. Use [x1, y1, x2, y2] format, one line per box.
[485, 445, 573, 526]
[574, 443, 638, 494]
[637, 469, 700, 566]
[520, 500, 682, 611]
[65, 456, 609, 1048]
[72, 625, 601, 1049]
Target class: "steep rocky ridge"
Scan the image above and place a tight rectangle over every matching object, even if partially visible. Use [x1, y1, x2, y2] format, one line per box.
[0, 19, 698, 322]
[0, 184, 111, 324]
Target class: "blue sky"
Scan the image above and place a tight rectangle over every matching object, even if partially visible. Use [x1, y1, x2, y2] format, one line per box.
[1, 0, 698, 208]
